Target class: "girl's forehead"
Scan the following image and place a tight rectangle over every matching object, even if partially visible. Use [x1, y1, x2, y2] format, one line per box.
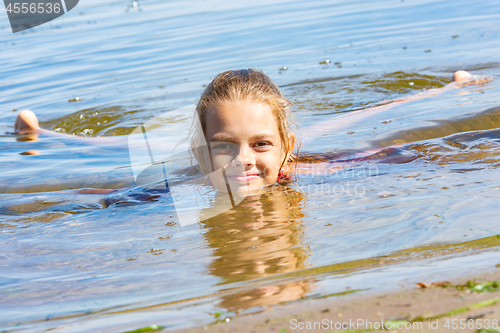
[204, 100, 280, 137]
[206, 100, 276, 123]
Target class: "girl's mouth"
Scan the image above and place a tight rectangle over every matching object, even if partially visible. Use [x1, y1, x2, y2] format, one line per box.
[227, 173, 261, 183]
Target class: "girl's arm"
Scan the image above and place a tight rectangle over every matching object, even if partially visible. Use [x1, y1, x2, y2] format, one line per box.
[14, 109, 128, 149]
[301, 71, 491, 141]
[292, 71, 493, 176]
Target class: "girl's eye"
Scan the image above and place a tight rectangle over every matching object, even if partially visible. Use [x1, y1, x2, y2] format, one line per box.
[211, 142, 234, 151]
[254, 142, 272, 149]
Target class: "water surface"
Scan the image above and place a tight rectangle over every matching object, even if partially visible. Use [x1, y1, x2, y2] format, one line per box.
[1, 0, 500, 331]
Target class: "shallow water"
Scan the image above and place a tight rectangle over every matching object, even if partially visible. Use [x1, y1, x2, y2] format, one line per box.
[1, 0, 500, 331]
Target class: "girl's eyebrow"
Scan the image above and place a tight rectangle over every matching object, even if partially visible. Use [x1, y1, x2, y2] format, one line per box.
[209, 134, 231, 142]
[209, 132, 277, 142]
[251, 133, 277, 140]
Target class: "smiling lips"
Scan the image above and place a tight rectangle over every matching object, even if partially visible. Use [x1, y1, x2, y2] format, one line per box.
[227, 172, 261, 183]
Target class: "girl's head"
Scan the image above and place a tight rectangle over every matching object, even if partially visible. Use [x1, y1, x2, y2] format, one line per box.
[192, 69, 297, 193]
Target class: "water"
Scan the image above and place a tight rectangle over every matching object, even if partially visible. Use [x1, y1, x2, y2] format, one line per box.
[1, 0, 500, 331]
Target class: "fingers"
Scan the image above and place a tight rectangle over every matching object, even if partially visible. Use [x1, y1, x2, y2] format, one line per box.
[15, 109, 40, 133]
[452, 70, 472, 82]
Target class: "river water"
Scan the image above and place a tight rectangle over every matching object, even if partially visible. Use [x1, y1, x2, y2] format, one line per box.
[1, 0, 500, 331]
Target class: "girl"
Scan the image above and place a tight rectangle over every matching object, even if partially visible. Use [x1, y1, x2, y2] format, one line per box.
[13, 69, 485, 195]
[190, 69, 297, 194]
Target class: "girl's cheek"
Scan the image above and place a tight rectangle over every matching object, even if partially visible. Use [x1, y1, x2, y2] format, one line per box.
[213, 155, 232, 169]
[260, 164, 280, 184]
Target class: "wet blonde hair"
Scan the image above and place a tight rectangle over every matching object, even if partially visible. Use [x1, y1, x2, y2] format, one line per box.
[192, 69, 298, 174]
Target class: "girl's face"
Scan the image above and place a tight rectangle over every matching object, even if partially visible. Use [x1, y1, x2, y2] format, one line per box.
[203, 99, 286, 193]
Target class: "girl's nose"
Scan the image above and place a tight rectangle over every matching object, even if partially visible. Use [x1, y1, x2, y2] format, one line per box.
[231, 147, 255, 168]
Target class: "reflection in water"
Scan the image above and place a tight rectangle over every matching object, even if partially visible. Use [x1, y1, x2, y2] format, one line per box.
[386, 106, 500, 167]
[300, 105, 500, 169]
[200, 188, 312, 311]
[377, 106, 500, 147]
[410, 128, 500, 167]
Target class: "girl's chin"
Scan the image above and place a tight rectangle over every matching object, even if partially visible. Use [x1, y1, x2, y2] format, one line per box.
[213, 181, 269, 195]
